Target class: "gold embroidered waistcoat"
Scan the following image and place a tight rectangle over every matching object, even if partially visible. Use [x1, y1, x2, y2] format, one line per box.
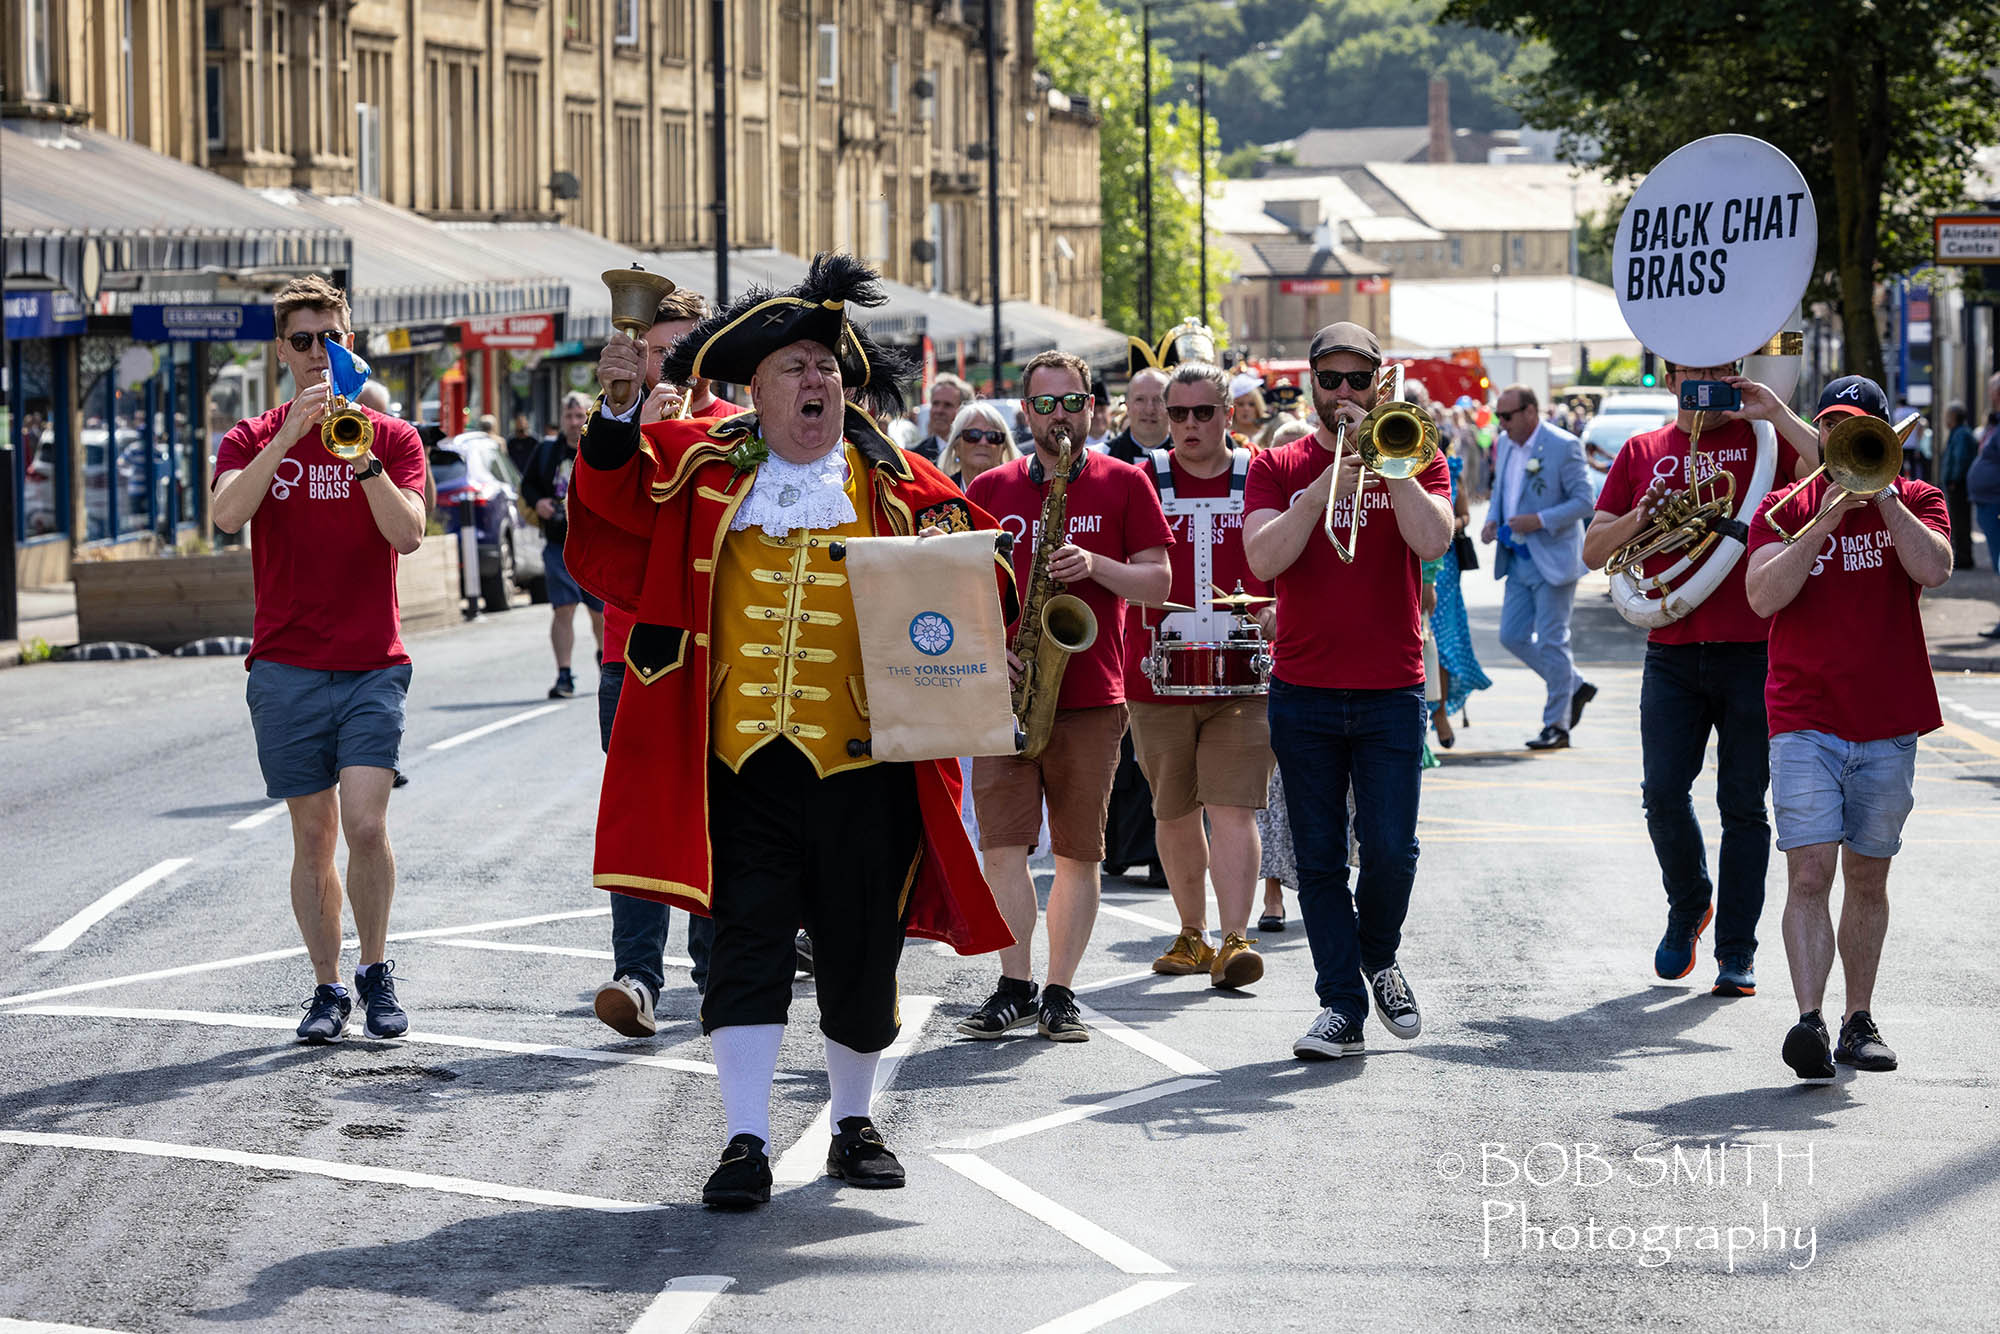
[710, 446, 876, 775]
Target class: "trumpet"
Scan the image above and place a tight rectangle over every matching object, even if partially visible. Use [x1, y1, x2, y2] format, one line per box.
[1763, 412, 1917, 544]
[1321, 363, 1440, 563]
[321, 397, 374, 461]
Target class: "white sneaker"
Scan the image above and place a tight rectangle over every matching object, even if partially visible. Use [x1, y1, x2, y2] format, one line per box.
[1293, 1007, 1364, 1060]
[593, 975, 658, 1037]
[1368, 963, 1422, 1040]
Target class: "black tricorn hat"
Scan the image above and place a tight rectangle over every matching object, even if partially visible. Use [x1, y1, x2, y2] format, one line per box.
[664, 252, 888, 390]
[845, 324, 920, 422]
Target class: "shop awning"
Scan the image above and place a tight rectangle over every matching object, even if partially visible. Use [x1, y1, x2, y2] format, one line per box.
[254, 192, 567, 329]
[641, 248, 992, 347]
[2, 119, 349, 302]
[439, 222, 655, 344]
[1000, 301, 1128, 364]
[1388, 275, 1632, 353]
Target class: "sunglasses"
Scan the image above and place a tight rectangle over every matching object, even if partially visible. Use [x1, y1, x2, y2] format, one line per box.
[1315, 369, 1374, 392]
[1027, 392, 1091, 415]
[958, 428, 1009, 445]
[1165, 404, 1220, 423]
[286, 332, 344, 353]
[1495, 405, 1529, 421]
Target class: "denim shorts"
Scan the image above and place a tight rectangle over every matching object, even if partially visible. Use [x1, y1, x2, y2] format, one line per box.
[543, 542, 604, 612]
[1769, 728, 1919, 858]
[246, 659, 412, 799]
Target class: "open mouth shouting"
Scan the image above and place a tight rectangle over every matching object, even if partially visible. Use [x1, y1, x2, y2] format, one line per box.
[800, 395, 827, 420]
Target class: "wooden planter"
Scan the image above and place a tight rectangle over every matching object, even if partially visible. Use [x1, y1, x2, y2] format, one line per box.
[72, 540, 461, 651]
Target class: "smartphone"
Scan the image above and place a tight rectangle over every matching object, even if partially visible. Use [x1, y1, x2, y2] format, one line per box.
[1678, 380, 1742, 412]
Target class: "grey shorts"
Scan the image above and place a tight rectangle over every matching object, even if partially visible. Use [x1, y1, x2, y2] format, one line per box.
[1769, 728, 1919, 859]
[246, 659, 412, 799]
[543, 542, 604, 612]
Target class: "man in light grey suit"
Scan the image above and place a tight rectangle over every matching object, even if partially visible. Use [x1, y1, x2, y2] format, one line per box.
[1481, 383, 1598, 750]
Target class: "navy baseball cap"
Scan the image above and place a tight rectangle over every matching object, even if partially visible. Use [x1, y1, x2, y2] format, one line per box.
[1814, 375, 1889, 423]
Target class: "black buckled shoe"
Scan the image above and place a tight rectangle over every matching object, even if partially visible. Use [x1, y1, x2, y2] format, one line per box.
[827, 1116, 905, 1189]
[702, 1133, 773, 1210]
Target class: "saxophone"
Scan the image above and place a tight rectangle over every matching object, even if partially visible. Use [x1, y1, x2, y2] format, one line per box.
[1011, 424, 1099, 759]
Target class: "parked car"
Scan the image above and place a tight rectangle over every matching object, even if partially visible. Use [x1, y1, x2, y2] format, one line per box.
[430, 430, 547, 612]
[1582, 405, 1677, 500]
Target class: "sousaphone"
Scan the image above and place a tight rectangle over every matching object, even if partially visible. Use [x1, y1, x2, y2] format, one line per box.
[1605, 135, 1816, 628]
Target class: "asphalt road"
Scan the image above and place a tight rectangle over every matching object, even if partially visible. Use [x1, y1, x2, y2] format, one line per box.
[2, 572, 1998, 1334]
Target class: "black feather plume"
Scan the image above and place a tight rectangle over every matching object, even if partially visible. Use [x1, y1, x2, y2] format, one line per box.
[660, 283, 774, 388]
[802, 251, 888, 310]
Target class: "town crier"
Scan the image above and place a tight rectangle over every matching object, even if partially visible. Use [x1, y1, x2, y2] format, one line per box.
[565, 254, 1013, 1209]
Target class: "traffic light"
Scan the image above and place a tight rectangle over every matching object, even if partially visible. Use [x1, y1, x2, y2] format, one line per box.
[1640, 350, 1658, 388]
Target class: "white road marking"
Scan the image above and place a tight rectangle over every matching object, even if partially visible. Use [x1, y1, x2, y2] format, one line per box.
[935, 1077, 1215, 1151]
[1072, 969, 1156, 996]
[8, 1005, 731, 1076]
[933, 1153, 1173, 1275]
[627, 1275, 734, 1334]
[228, 802, 287, 831]
[0, 1130, 662, 1212]
[27, 859, 194, 953]
[1020, 1280, 1193, 1334]
[1072, 1002, 1216, 1078]
[435, 938, 696, 969]
[427, 703, 565, 751]
[0, 907, 611, 1007]
[0, 1318, 137, 1333]
[1095, 902, 1181, 935]
[772, 996, 940, 1187]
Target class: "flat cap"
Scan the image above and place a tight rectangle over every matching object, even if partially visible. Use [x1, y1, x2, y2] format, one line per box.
[1308, 321, 1381, 365]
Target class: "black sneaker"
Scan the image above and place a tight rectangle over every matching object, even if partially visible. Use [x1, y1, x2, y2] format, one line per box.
[702, 1133, 772, 1210]
[1367, 963, 1422, 1039]
[1782, 1010, 1837, 1080]
[354, 960, 409, 1039]
[1037, 984, 1089, 1042]
[1834, 1010, 1898, 1071]
[549, 669, 576, 699]
[795, 930, 815, 977]
[297, 984, 352, 1043]
[1293, 1007, 1365, 1060]
[826, 1116, 905, 1189]
[956, 979, 1039, 1039]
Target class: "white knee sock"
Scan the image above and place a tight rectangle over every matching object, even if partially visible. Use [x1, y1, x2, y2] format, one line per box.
[824, 1035, 882, 1123]
[711, 1023, 784, 1148]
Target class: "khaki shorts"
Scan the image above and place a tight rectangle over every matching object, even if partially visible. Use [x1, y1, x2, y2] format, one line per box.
[972, 704, 1128, 861]
[1129, 697, 1276, 821]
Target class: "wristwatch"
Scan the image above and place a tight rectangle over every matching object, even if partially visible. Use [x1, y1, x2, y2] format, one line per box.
[354, 456, 384, 481]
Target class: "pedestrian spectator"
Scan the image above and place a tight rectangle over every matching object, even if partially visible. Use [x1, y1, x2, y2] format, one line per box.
[1941, 403, 1978, 569]
[1229, 374, 1266, 440]
[505, 412, 540, 474]
[936, 401, 1019, 489]
[520, 391, 604, 698]
[210, 273, 425, 1043]
[1897, 402, 1929, 481]
[1103, 368, 1170, 464]
[1481, 383, 1596, 750]
[1085, 397, 1111, 450]
[1745, 373, 1953, 1079]
[476, 412, 500, 438]
[913, 373, 974, 463]
[1969, 374, 2000, 638]
[1429, 419, 1491, 747]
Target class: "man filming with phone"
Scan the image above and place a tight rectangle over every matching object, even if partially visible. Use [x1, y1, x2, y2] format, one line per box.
[1581, 359, 1819, 998]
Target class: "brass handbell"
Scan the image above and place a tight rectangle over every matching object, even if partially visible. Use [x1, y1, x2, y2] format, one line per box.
[599, 264, 676, 412]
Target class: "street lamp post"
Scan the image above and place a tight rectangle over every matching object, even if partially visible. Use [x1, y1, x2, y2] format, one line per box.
[1492, 262, 1502, 353]
[1141, 1, 1154, 344]
[983, 0, 1002, 392]
[1197, 53, 1207, 324]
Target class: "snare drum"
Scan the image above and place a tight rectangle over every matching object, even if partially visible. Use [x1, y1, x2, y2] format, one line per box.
[1144, 620, 1272, 697]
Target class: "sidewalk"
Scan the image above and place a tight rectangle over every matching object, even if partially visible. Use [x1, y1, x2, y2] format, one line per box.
[1, 585, 79, 667]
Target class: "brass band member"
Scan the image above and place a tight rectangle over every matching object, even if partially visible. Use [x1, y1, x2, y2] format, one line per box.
[1243, 323, 1454, 1059]
[1582, 361, 1818, 996]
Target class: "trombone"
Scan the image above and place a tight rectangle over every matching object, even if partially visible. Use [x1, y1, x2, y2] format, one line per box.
[1764, 412, 1918, 544]
[1321, 363, 1441, 563]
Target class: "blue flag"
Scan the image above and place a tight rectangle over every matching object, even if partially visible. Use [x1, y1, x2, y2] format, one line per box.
[323, 335, 372, 400]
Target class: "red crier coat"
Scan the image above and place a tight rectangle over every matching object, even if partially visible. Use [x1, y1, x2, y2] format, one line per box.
[565, 403, 1016, 956]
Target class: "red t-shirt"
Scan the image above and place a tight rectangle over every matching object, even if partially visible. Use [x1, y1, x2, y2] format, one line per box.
[966, 450, 1174, 709]
[215, 403, 426, 671]
[602, 396, 748, 663]
[1596, 419, 1801, 645]
[1122, 451, 1271, 704]
[1749, 477, 1949, 742]
[1242, 434, 1451, 691]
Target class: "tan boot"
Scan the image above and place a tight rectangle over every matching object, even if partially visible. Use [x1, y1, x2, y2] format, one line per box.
[1210, 932, 1265, 989]
[1151, 929, 1216, 975]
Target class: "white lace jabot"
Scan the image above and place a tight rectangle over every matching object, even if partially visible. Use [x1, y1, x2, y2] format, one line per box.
[730, 447, 857, 538]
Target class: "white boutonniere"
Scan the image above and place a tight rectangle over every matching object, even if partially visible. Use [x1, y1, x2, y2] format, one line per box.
[1524, 457, 1543, 477]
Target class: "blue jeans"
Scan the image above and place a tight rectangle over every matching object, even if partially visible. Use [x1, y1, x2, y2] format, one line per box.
[1498, 560, 1580, 732]
[1638, 642, 1769, 961]
[1975, 502, 2000, 574]
[1268, 678, 1426, 1021]
[600, 661, 710, 994]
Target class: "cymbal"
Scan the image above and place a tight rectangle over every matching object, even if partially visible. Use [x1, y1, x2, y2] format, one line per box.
[1211, 591, 1274, 608]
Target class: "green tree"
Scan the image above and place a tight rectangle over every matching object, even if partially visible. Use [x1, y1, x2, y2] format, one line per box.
[1441, 0, 2000, 382]
[1038, 0, 1236, 343]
